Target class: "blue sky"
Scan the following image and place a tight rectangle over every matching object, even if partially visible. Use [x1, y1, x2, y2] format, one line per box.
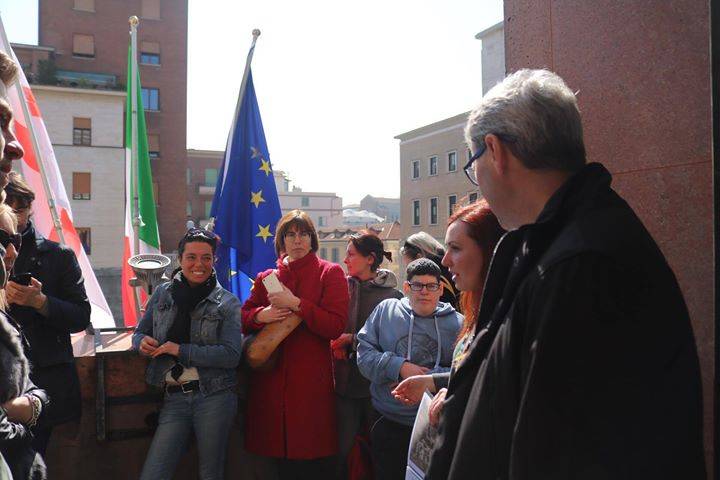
[0, 0, 503, 203]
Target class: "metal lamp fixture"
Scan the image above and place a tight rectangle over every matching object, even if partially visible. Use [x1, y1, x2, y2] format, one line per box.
[128, 253, 171, 294]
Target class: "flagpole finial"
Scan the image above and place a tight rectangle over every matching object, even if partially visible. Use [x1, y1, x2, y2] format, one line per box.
[129, 16, 139, 27]
[252, 29, 261, 38]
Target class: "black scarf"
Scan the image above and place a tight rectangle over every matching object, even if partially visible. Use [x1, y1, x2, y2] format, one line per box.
[165, 270, 216, 380]
[167, 270, 216, 344]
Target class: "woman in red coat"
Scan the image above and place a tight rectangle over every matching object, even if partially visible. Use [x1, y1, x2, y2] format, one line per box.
[242, 209, 349, 479]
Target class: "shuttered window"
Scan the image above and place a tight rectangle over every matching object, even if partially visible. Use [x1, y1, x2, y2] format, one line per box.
[141, 0, 160, 19]
[73, 172, 91, 200]
[73, 0, 95, 12]
[140, 41, 160, 65]
[148, 134, 160, 158]
[72, 117, 91, 146]
[72, 34, 94, 58]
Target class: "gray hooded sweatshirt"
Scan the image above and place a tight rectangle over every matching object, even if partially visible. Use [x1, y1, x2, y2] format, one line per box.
[334, 269, 403, 398]
[357, 297, 463, 426]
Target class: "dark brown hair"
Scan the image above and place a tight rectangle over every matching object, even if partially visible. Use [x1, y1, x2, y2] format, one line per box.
[4, 172, 35, 210]
[274, 209, 319, 257]
[449, 200, 504, 340]
[348, 230, 392, 272]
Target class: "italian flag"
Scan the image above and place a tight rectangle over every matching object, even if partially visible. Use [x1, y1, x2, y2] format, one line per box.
[122, 44, 161, 326]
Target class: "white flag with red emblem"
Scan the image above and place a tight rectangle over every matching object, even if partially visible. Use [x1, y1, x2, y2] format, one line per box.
[0, 18, 114, 328]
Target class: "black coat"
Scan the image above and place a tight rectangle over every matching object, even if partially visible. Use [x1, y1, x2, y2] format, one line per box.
[10, 224, 90, 427]
[427, 163, 705, 479]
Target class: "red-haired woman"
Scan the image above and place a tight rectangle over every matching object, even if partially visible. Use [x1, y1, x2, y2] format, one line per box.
[241, 210, 349, 479]
[392, 201, 504, 423]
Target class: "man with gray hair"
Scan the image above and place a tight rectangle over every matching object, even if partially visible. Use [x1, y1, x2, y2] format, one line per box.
[427, 69, 705, 479]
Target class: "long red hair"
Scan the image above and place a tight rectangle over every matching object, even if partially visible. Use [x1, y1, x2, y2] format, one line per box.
[448, 200, 505, 340]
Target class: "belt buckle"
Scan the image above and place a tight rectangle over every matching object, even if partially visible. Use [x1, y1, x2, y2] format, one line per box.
[180, 382, 193, 394]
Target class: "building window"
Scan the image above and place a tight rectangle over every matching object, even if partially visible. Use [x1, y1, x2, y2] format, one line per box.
[148, 134, 160, 158]
[331, 248, 339, 263]
[186, 201, 192, 216]
[204, 168, 218, 187]
[318, 216, 326, 227]
[186, 168, 191, 185]
[469, 192, 478, 204]
[141, 0, 161, 19]
[411, 160, 420, 179]
[204, 201, 213, 218]
[72, 172, 91, 200]
[448, 194, 457, 217]
[429, 156, 438, 176]
[140, 41, 161, 65]
[429, 197, 438, 225]
[72, 117, 91, 146]
[412, 200, 420, 226]
[73, 0, 94, 12]
[319, 247, 327, 259]
[76, 228, 91, 255]
[448, 151, 457, 172]
[301, 196, 309, 207]
[141, 88, 159, 111]
[72, 34, 95, 58]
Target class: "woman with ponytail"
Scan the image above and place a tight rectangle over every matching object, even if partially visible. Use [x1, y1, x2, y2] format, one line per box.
[332, 231, 402, 477]
[392, 201, 504, 425]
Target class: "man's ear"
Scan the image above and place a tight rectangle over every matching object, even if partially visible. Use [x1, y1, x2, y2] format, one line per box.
[485, 133, 511, 176]
[402, 281, 410, 294]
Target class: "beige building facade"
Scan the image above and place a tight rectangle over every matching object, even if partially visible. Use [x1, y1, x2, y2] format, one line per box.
[31, 84, 125, 270]
[396, 22, 505, 249]
[477, 22, 505, 95]
[183, 152, 343, 230]
[396, 113, 478, 245]
[317, 221, 401, 279]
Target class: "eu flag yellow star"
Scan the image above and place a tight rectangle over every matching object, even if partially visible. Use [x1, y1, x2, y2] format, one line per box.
[259, 159, 272, 176]
[256, 224, 273, 243]
[250, 190, 265, 208]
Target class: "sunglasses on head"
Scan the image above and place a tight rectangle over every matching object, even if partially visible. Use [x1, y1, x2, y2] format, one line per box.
[0, 229, 21, 251]
[185, 228, 217, 240]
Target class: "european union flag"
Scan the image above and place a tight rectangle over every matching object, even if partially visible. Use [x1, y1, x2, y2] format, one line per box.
[210, 69, 281, 302]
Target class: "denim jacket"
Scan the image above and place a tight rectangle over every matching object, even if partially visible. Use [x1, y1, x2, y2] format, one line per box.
[131, 277, 243, 395]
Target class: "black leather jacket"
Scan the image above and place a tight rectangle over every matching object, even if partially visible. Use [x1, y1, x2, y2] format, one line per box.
[10, 223, 90, 426]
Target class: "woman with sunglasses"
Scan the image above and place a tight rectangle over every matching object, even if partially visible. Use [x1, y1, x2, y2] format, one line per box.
[392, 201, 504, 426]
[0, 203, 49, 480]
[4, 172, 91, 458]
[242, 210, 349, 479]
[132, 228, 242, 480]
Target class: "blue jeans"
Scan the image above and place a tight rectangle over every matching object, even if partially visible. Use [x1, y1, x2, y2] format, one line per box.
[140, 388, 237, 480]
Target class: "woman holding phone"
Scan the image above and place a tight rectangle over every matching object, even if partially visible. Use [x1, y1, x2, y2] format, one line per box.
[242, 209, 349, 479]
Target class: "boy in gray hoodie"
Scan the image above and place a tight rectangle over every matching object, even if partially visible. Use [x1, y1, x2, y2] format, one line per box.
[357, 258, 463, 480]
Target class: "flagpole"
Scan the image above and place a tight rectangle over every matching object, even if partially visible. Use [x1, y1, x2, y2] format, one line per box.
[128, 16, 143, 318]
[129, 16, 140, 254]
[0, 20, 66, 245]
[207, 28, 261, 232]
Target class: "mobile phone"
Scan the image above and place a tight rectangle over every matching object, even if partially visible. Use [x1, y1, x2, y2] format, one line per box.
[10, 272, 32, 286]
[262, 272, 283, 294]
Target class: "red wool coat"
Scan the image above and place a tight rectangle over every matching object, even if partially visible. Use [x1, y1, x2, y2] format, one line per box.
[242, 252, 349, 459]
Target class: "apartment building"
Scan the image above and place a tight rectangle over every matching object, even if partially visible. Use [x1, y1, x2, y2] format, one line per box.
[37, 0, 189, 249]
[183, 151, 343, 229]
[396, 21, 505, 246]
[317, 221, 401, 278]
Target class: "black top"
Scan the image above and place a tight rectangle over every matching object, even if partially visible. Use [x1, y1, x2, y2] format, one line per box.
[10, 223, 90, 426]
[427, 163, 705, 479]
